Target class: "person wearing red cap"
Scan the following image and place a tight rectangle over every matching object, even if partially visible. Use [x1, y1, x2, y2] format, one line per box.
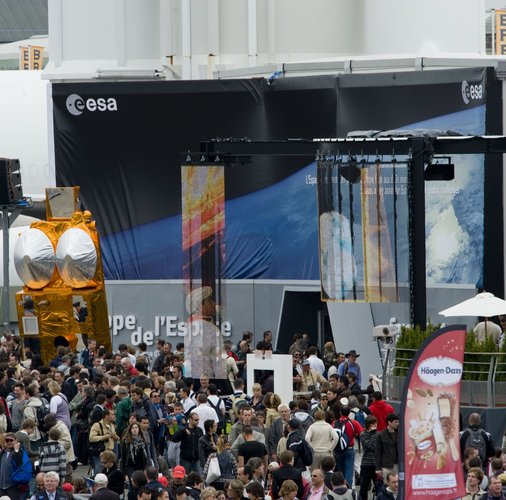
[168, 466, 186, 500]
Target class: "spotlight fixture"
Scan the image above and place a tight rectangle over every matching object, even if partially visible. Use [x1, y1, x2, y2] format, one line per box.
[424, 156, 455, 181]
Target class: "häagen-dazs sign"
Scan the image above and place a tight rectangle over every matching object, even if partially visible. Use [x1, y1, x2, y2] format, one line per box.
[417, 357, 463, 386]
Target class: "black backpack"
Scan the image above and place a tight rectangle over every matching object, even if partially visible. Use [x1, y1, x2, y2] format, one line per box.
[300, 438, 314, 466]
[35, 397, 50, 429]
[465, 428, 487, 463]
[207, 397, 226, 434]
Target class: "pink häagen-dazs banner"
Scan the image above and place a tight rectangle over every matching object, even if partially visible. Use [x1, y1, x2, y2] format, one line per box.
[400, 326, 466, 500]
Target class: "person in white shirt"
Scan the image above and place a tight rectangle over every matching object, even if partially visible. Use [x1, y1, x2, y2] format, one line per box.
[180, 386, 196, 414]
[306, 347, 325, 375]
[193, 393, 219, 431]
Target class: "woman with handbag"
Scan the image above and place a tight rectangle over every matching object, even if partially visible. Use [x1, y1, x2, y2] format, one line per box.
[120, 422, 149, 484]
[199, 419, 219, 468]
[89, 408, 119, 475]
[203, 435, 238, 490]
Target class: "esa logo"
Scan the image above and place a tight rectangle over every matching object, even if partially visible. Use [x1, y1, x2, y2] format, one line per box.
[66, 94, 118, 116]
[461, 81, 483, 104]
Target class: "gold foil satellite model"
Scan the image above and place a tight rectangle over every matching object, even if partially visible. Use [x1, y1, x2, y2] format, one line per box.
[14, 187, 111, 362]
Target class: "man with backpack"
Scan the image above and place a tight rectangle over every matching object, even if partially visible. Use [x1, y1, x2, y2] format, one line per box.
[0, 432, 32, 499]
[334, 406, 363, 489]
[286, 417, 313, 470]
[459, 413, 495, 470]
[23, 384, 47, 447]
[206, 384, 226, 434]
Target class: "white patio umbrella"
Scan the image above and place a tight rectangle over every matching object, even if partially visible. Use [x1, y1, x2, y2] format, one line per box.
[439, 292, 506, 317]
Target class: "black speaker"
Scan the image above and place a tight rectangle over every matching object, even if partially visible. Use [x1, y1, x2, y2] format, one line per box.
[0, 158, 23, 205]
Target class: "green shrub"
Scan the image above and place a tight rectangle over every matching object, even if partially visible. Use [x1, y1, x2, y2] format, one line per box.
[393, 323, 500, 381]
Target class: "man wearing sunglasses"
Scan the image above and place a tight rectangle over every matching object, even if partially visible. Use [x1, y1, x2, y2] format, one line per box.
[0, 433, 28, 499]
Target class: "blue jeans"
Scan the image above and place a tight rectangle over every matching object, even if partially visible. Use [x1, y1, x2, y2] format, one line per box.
[335, 447, 355, 488]
[90, 454, 102, 475]
[180, 457, 202, 475]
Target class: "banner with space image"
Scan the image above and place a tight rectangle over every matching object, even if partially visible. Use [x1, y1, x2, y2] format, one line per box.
[399, 325, 466, 500]
[181, 164, 227, 382]
[317, 159, 408, 302]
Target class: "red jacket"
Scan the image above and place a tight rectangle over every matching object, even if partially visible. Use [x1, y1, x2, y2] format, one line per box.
[338, 417, 364, 447]
[369, 400, 395, 431]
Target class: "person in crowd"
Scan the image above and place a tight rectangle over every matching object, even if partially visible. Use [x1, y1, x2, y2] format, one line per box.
[306, 468, 329, 500]
[245, 481, 265, 500]
[250, 384, 265, 414]
[375, 414, 399, 478]
[359, 415, 378, 500]
[271, 450, 304, 500]
[484, 474, 505, 500]
[286, 418, 311, 470]
[121, 421, 149, 483]
[268, 404, 291, 461]
[462, 466, 486, 499]
[292, 398, 314, 437]
[0, 433, 28, 499]
[460, 413, 496, 470]
[39, 427, 67, 482]
[167, 466, 186, 500]
[369, 392, 394, 432]
[277, 479, 298, 500]
[199, 419, 219, 468]
[306, 347, 325, 375]
[256, 331, 273, 351]
[322, 342, 338, 373]
[329, 471, 356, 499]
[246, 456, 266, 487]
[98, 450, 125, 497]
[347, 373, 362, 397]
[337, 350, 362, 387]
[305, 409, 338, 469]
[265, 394, 281, 429]
[193, 394, 219, 432]
[202, 435, 238, 490]
[375, 470, 398, 500]
[299, 360, 326, 392]
[136, 485, 154, 500]
[29, 471, 66, 500]
[311, 393, 329, 417]
[89, 408, 120, 475]
[89, 472, 120, 500]
[48, 381, 71, 430]
[334, 405, 363, 489]
[227, 479, 247, 500]
[237, 425, 268, 468]
[172, 412, 203, 474]
[139, 415, 159, 468]
[44, 412, 76, 483]
[10, 382, 26, 432]
[185, 471, 204, 500]
[15, 418, 38, 465]
[230, 407, 266, 453]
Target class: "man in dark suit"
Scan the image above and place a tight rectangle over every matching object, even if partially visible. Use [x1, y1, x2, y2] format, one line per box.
[271, 450, 304, 499]
[89, 473, 120, 500]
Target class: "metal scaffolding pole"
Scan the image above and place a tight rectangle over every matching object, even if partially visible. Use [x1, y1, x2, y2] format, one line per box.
[2, 206, 21, 329]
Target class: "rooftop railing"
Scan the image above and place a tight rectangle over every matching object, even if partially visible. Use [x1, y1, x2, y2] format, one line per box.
[382, 347, 506, 407]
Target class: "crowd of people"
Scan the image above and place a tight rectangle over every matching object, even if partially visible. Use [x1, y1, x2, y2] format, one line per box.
[0, 331, 502, 500]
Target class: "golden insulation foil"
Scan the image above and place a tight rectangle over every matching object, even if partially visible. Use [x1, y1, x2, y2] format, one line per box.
[16, 193, 111, 362]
